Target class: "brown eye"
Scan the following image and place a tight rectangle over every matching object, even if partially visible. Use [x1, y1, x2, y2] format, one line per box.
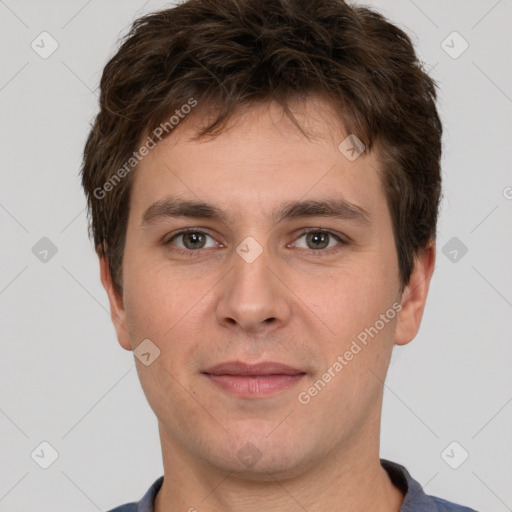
[305, 231, 330, 250]
[182, 232, 207, 249]
[294, 230, 345, 251]
[165, 230, 217, 251]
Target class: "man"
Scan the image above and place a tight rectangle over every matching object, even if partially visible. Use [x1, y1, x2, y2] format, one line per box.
[81, 0, 478, 510]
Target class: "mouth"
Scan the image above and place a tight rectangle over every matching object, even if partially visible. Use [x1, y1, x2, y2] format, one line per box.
[201, 361, 306, 397]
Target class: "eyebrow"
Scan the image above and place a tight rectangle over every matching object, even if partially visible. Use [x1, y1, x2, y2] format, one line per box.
[140, 196, 371, 227]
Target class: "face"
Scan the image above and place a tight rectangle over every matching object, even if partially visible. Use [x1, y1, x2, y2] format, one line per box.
[101, 97, 434, 479]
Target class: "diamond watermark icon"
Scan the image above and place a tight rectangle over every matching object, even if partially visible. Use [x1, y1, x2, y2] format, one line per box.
[441, 31, 468, 59]
[237, 442, 262, 468]
[338, 134, 366, 161]
[236, 236, 263, 263]
[442, 236, 468, 263]
[32, 237, 58, 263]
[31, 441, 59, 469]
[441, 441, 469, 469]
[134, 338, 161, 366]
[31, 31, 59, 59]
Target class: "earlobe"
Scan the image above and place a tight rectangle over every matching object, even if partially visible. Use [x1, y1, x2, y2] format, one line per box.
[98, 255, 133, 351]
[394, 241, 436, 346]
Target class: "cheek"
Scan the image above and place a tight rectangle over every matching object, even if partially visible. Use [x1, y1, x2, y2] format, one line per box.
[296, 284, 399, 435]
[122, 252, 196, 336]
[305, 258, 397, 346]
[122, 255, 217, 376]
[122, 263, 205, 411]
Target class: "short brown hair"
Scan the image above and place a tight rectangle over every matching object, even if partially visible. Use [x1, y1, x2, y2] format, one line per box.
[81, 0, 442, 295]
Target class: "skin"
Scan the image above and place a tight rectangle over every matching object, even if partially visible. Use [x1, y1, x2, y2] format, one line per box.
[100, 97, 435, 511]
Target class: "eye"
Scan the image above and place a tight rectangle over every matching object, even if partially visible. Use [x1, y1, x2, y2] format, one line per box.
[162, 227, 348, 257]
[165, 229, 218, 251]
[292, 229, 346, 252]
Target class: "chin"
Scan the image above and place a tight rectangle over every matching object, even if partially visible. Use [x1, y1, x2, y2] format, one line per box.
[202, 431, 316, 481]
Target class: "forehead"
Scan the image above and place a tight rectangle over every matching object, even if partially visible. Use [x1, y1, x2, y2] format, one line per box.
[129, 98, 386, 223]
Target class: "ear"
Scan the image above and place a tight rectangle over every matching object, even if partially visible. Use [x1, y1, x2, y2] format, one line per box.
[99, 255, 132, 351]
[394, 240, 436, 346]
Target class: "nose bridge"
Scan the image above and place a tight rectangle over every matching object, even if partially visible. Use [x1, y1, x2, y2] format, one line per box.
[216, 238, 291, 332]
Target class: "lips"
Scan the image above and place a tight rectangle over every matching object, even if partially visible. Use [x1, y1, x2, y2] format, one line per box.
[203, 361, 304, 376]
[202, 361, 306, 397]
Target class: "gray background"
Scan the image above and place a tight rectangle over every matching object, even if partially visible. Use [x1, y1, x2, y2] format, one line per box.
[1, 0, 511, 510]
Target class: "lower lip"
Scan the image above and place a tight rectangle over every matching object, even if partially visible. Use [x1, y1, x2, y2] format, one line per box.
[204, 374, 305, 397]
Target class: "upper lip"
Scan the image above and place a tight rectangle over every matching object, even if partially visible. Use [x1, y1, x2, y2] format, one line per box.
[203, 361, 305, 376]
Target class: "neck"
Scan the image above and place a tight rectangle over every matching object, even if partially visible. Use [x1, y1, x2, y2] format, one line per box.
[154, 420, 403, 512]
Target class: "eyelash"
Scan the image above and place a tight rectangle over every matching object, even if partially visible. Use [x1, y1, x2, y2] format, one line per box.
[163, 227, 349, 258]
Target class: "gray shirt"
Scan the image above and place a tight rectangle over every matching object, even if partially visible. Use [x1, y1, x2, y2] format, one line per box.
[107, 459, 478, 511]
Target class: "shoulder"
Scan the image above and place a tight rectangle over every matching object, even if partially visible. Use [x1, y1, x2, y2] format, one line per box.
[106, 504, 138, 512]
[429, 495, 478, 511]
[380, 459, 479, 512]
[105, 475, 164, 512]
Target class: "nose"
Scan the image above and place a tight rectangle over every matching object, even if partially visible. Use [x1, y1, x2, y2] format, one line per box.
[215, 243, 292, 335]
